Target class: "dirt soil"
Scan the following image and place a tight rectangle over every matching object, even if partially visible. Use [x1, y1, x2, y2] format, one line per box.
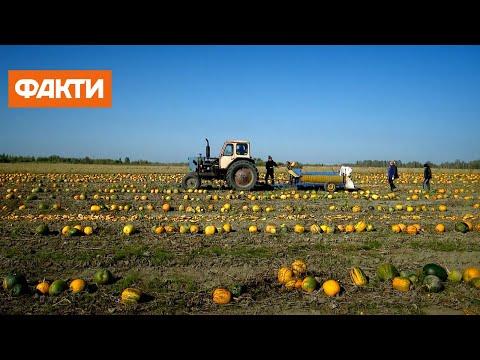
[1, 169, 480, 316]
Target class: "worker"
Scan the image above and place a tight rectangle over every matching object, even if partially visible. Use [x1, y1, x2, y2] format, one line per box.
[387, 160, 399, 191]
[423, 162, 432, 191]
[265, 155, 278, 185]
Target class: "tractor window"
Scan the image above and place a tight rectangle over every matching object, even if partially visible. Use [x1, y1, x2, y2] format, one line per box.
[236, 143, 248, 155]
[223, 144, 234, 156]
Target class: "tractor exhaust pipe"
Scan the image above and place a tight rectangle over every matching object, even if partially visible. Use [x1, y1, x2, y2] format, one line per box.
[205, 138, 210, 159]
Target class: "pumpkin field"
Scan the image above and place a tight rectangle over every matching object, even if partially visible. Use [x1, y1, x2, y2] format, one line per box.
[1, 163, 480, 315]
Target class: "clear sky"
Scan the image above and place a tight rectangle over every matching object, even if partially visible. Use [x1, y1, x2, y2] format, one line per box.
[1, 45, 479, 165]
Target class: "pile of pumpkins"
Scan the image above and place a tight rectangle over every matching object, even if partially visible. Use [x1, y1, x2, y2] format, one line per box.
[2, 269, 143, 305]
[351, 262, 480, 293]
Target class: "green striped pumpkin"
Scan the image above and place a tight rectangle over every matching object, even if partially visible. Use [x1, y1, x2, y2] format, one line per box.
[121, 288, 142, 304]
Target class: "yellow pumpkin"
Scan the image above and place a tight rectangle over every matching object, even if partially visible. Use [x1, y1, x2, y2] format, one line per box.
[392, 276, 411, 292]
[212, 288, 231, 304]
[391, 224, 401, 233]
[204, 225, 216, 235]
[322, 279, 341, 297]
[435, 223, 445, 233]
[350, 267, 368, 286]
[277, 267, 294, 283]
[285, 279, 297, 291]
[35, 281, 50, 295]
[291, 260, 307, 276]
[69, 278, 86, 293]
[83, 226, 93, 235]
[121, 288, 142, 304]
[354, 221, 366, 232]
[294, 224, 305, 234]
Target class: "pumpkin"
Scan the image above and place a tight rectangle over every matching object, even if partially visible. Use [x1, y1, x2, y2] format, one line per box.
[294, 224, 305, 234]
[435, 223, 445, 233]
[455, 222, 469, 233]
[322, 279, 341, 297]
[212, 288, 232, 304]
[204, 225, 216, 235]
[309, 224, 321, 233]
[68, 227, 82, 237]
[277, 267, 294, 284]
[463, 267, 480, 284]
[229, 283, 243, 297]
[121, 288, 142, 304]
[392, 276, 411, 292]
[377, 263, 400, 282]
[35, 281, 50, 295]
[345, 224, 355, 233]
[49, 279, 66, 296]
[423, 275, 444, 293]
[294, 279, 303, 289]
[3, 272, 27, 290]
[301, 276, 317, 292]
[354, 221, 366, 232]
[69, 278, 87, 293]
[285, 279, 297, 291]
[423, 263, 448, 281]
[12, 282, 29, 297]
[391, 224, 401, 233]
[406, 225, 418, 235]
[35, 224, 50, 236]
[291, 259, 307, 276]
[350, 267, 368, 286]
[447, 269, 463, 283]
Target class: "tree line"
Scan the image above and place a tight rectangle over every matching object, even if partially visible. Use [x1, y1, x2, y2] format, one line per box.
[1, 154, 480, 169]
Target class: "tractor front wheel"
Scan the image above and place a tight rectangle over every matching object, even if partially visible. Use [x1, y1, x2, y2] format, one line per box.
[182, 172, 201, 190]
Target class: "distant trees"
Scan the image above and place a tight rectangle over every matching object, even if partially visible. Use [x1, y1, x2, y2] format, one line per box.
[0, 153, 479, 169]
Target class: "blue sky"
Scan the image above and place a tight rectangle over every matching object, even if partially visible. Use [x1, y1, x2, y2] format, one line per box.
[1, 45, 479, 165]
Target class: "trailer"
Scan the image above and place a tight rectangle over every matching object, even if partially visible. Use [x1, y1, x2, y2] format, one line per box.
[269, 164, 360, 192]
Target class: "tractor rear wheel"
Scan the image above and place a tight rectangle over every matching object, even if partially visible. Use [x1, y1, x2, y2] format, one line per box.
[182, 172, 201, 190]
[226, 161, 258, 191]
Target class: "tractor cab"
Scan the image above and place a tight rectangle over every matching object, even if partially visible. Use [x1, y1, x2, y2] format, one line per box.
[219, 140, 251, 170]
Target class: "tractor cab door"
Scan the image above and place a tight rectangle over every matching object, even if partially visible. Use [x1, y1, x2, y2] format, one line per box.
[219, 142, 235, 170]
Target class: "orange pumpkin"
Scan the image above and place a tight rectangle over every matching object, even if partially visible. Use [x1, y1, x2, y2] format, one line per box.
[212, 288, 232, 304]
[435, 223, 445, 233]
[392, 276, 411, 292]
[322, 279, 341, 297]
[406, 225, 418, 235]
[345, 224, 355, 233]
[35, 281, 50, 295]
[463, 267, 480, 284]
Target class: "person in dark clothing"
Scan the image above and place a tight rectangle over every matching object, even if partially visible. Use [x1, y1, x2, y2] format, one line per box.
[387, 160, 398, 191]
[423, 163, 432, 191]
[265, 155, 278, 185]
